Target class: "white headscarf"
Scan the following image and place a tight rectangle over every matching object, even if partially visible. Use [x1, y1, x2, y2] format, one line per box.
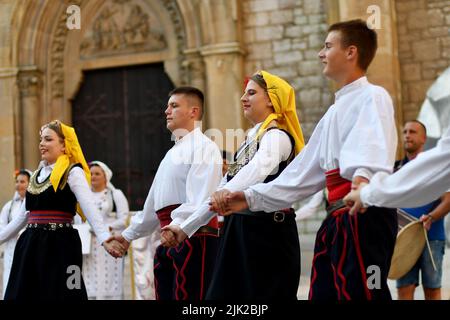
[89, 160, 115, 190]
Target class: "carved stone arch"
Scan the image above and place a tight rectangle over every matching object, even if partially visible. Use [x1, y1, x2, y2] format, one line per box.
[175, 0, 202, 49]
[12, 0, 195, 167]
[63, 0, 189, 104]
[13, 0, 189, 116]
[11, 0, 246, 169]
[11, 0, 73, 169]
[197, 0, 241, 45]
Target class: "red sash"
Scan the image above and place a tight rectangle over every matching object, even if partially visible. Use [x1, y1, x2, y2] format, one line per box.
[156, 204, 218, 229]
[325, 169, 352, 216]
[28, 210, 73, 224]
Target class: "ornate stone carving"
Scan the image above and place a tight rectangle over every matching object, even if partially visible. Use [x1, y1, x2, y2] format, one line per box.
[50, 0, 83, 98]
[188, 57, 205, 83]
[17, 68, 42, 98]
[182, 53, 205, 86]
[161, 0, 187, 84]
[80, 0, 167, 58]
[50, 0, 187, 98]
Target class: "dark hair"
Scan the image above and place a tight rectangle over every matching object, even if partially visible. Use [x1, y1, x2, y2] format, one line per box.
[221, 150, 232, 162]
[89, 163, 101, 169]
[168, 86, 204, 119]
[40, 120, 65, 142]
[328, 19, 377, 71]
[406, 120, 427, 136]
[16, 169, 31, 180]
[250, 73, 268, 91]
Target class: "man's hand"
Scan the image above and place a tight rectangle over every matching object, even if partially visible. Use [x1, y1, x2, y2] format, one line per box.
[420, 214, 433, 231]
[160, 229, 179, 248]
[103, 235, 129, 258]
[161, 225, 187, 247]
[344, 182, 368, 215]
[210, 191, 249, 216]
[210, 189, 232, 215]
[103, 240, 122, 258]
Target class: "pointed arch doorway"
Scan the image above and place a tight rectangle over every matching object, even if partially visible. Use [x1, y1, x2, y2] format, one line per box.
[72, 62, 174, 210]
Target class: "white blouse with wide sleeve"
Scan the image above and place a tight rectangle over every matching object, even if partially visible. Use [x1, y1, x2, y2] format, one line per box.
[361, 126, 450, 208]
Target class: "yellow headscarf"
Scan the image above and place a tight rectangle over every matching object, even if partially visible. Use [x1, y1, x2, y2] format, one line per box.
[255, 70, 305, 155]
[49, 121, 90, 221]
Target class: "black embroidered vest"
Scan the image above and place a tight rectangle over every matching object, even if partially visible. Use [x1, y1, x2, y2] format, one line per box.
[226, 127, 295, 183]
[25, 164, 81, 215]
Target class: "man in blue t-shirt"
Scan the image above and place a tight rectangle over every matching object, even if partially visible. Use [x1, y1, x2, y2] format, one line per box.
[395, 120, 450, 300]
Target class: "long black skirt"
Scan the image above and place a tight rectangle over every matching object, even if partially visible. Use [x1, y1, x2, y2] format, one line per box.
[308, 207, 397, 300]
[206, 210, 300, 300]
[4, 227, 88, 300]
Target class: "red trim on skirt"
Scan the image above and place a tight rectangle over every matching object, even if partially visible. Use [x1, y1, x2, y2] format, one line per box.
[309, 169, 372, 300]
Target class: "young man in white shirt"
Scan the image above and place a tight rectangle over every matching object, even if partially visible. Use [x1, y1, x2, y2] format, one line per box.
[213, 20, 399, 300]
[110, 87, 223, 300]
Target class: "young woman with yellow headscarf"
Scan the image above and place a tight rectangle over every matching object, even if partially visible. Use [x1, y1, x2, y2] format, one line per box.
[161, 71, 305, 300]
[0, 120, 123, 300]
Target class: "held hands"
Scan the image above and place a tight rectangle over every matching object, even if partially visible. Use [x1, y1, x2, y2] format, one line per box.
[343, 182, 368, 215]
[103, 234, 130, 258]
[160, 225, 188, 248]
[209, 189, 232, 215]
[209, 190, 249, 216]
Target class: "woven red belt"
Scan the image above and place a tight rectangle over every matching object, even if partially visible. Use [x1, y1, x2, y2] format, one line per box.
[28, 210, 74, 224]
[156, 204, 182, 228]
[325, 169, 351, 216]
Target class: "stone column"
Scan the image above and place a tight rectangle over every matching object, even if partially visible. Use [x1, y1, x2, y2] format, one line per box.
[17, 67, 42, 170]
[0, 68, 19, 205]
[201, 42, 246, 151]
[182, 50, 207, 95]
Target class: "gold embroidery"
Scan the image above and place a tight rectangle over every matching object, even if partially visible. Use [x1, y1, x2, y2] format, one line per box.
[228, 126, 293, 178]
[227, 138, 259, 178]
[27, 169, 52, 195]
[27, 164, 77, 195]
[228, 127, 271, 178]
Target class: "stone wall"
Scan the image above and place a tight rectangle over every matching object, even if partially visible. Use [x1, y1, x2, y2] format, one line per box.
[396, 0, 450, 121]
[0, 1, 19, 206]
[242, 0, 333, 139]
